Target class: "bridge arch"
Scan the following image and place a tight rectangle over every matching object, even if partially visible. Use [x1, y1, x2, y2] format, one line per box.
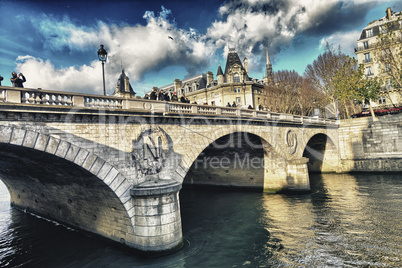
[0, 125, 135, 247]
[180, 130, 287, 190]
[302, 133, 339, 173]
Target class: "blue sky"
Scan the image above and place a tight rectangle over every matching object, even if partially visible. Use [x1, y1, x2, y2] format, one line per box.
[1, 0, 402, 96]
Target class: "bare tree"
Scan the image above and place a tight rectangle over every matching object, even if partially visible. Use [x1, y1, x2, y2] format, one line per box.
[274, 70, 302, 114]
[272, 70, 323, 116]
[304, 43, 347, 118]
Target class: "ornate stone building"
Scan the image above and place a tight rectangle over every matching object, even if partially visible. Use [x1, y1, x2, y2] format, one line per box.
[113, 69, 136, 98]
[156, 46, 278, 109]
[355, 7, 401, 108]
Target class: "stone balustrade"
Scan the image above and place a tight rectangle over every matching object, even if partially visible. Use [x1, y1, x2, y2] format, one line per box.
[0, 86, 338, 125]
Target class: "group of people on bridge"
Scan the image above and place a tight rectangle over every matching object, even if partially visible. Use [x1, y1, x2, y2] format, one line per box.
[144, 88, 192, 104]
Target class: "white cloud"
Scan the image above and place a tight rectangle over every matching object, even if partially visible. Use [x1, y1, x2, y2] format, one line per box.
[207, 0, 342, 73]
[16, 56, 104, 95]
[14, 1, 382, 95]
[18, 7, 216, 95]
[319, 30, 361, 56]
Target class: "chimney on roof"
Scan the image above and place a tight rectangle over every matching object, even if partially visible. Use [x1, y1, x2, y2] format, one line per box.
[207, 71, 214, 86]
[174, 79, 182, 92]
[386, 7, 392, 20]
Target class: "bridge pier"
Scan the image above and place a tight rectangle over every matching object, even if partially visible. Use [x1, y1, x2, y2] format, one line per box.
[130, 179, 183, 252]
[263, 157, 310, 193]
[285, 158, 310, 192]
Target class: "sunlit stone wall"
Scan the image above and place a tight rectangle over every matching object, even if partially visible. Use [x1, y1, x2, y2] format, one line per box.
[339, 114, 402, 172]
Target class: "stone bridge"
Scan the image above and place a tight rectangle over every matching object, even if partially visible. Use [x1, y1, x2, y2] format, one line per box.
[0, 86, 339, 253]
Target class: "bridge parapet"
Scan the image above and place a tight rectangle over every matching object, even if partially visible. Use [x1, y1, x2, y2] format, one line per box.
[0, 86, 339, 126]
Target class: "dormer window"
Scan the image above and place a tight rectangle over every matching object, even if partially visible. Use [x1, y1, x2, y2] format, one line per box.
[366, 28, 373, 37]
[192, 83, 198, 91]
[233, 73, 240, 83]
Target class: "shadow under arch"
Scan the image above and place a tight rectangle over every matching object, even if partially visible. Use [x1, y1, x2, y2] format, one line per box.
[183, 131, 282, 191]
[0, 140, 133, 247]
[303, 133, 338, 174]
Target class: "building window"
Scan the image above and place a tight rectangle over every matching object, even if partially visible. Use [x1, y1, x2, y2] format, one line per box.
[378, 96, 386, 104]
[233, 74, 240, 83]
[211, 92, 215, 97]
[363, 41, 369, 49]
[234, 87, 241, 93]
[365, 66, 372, 76]
[386, 79, 392, 90]
[385, 63, 391, 72]
[236, 97, 241, 104]
[366, 28, 373, 37]
[364, 53, 371, 63]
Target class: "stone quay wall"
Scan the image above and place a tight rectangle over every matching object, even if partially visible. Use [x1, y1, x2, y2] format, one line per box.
[338, 113, 402, 172]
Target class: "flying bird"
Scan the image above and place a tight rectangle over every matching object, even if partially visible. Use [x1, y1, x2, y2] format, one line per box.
[168, 36, 174, 40]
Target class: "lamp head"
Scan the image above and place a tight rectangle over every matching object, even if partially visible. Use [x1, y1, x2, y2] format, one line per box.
[97, 44, 108, 62]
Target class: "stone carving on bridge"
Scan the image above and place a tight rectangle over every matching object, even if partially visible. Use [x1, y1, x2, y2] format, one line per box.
[131, 126, 180, 181]
[286, 129, 297, 154]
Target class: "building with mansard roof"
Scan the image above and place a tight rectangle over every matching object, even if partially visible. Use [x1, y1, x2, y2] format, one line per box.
[113, 69, 136, 98]
[355, 7, 401, 108]
[156, 46, 278, 109]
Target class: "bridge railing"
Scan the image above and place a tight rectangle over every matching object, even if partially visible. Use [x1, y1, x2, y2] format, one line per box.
[0, 86, 124, 109]
[0, 86, 338, 125]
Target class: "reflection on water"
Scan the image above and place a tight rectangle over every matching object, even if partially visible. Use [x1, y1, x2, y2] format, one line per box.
[0, 173, 401, 267]
[265, 173, 402, 267]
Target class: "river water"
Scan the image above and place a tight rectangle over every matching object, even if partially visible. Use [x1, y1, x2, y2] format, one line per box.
[0, 173, 401, 267]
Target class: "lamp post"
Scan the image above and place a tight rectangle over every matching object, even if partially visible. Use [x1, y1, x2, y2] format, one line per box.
[97, 44, 108, 96]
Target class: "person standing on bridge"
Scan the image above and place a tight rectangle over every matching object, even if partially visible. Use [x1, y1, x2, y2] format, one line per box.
[171, 92, 178, 102]
[149, 88, 157, 100]
[164, 91, 170, 101]
[10, 72, 26, 88]
[158, 89, 166, 101]
[0, 75, 3, 86]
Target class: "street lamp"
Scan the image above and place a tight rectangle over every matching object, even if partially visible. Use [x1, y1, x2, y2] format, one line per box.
[97, 44, 108, 96]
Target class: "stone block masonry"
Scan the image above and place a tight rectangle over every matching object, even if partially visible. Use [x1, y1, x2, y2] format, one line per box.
[339, 114, 402, 172]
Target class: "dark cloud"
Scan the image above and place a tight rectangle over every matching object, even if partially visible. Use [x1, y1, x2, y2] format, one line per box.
[301, 1, 378, 36]
[220, 0, 290, 16]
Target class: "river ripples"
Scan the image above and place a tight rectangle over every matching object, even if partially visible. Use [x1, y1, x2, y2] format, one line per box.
[0, 173, 401, 267]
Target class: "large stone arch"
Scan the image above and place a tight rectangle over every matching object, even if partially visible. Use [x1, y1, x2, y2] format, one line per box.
[302, 132, 339, 173]
[0, 125, 136, 248]
[173, 124, 287, 172]
[173, 124, 304, 192]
